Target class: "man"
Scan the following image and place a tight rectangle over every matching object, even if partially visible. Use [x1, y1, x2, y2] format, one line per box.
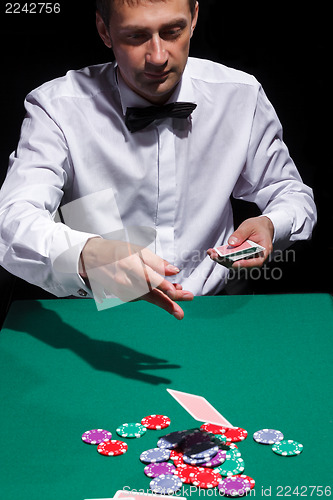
[0, 0, 316, 319]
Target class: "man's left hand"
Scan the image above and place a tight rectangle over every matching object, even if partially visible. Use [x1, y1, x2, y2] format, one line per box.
[207, 216, 274, 268]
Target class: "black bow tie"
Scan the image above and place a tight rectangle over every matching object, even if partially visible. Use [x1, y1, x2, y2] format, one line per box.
[125, 102, 197, 133]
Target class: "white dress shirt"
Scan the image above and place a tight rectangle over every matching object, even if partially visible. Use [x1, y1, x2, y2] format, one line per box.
[0, 57, 316, 298]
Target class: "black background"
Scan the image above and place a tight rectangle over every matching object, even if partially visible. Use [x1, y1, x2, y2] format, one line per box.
[0, 1, 331, 306]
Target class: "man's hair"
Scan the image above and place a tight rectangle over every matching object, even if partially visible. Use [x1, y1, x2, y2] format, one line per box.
[96, 0, 197, 27]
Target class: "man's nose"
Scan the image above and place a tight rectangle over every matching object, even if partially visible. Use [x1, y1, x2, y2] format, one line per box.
[145, 34, 168, 66]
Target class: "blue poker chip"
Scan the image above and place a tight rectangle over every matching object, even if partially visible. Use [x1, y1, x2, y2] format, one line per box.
[183, 453, 209, 466]
[157, 430, 188, 449]
[150, 474, 183, 494]
[253, 429, 284, 445]
[139, 447, 171, 464]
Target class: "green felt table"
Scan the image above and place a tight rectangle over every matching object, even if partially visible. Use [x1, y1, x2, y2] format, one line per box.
[0, 294, 332, 500]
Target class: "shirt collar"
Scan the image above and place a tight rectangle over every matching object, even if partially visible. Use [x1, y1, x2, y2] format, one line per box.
[114, 60, 195, 115]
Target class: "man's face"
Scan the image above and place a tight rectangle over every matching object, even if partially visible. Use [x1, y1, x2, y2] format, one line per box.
[97, 0, 198, 104]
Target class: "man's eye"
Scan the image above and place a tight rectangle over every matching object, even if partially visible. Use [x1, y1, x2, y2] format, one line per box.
[162, 29, 182, 39]
[127, 33, 148, 42]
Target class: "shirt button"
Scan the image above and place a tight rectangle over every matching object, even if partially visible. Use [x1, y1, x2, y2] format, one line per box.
[77, 289, 88, 297]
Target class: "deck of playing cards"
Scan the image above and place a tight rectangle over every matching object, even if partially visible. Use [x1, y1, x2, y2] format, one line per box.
[213, 239, 265, 267]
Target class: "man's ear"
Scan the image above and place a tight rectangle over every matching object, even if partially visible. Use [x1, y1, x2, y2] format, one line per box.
[96, 11, 112, 48]
[190, 1, 199, 38]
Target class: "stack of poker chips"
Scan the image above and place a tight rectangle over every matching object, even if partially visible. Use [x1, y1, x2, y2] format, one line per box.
[139, 424, 255, 496]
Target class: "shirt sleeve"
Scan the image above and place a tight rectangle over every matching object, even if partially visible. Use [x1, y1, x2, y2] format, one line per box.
[232, 85, 317, 248]
[0, 91, 98, 297]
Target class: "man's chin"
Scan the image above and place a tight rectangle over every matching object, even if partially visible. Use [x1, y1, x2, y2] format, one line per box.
[136, 76, 180, 104]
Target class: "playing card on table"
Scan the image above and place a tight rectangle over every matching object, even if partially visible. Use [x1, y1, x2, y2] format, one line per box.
[167, 388, 234, 428]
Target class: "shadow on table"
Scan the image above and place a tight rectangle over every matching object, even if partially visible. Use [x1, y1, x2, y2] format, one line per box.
[4, 300, 180, 385]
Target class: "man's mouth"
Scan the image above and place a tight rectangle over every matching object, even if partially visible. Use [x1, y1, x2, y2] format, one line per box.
[143, 70, 170, 80]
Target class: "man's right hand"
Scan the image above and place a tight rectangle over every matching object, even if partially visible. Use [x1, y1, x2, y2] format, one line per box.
[80, 237, 194, 319]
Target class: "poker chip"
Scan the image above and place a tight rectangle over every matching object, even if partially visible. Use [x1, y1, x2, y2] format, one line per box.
[222, 448, 242, 460]
[157, 430, 188, 449]
[81, 429, 112, 444]
[140, 447, 171, 464]
[253, 429, 284, 445]
[144, 461, 176, 478]
[170, 450, 184, 466]
[215, 456, 245, 476]
[223, 427, 248, 443]
[272, 439, 304, 456]
[141, 414, 171, 430]
[192, 468, 222, 488]
[150, 474, 183, 494]
[116, 422, 147, 438]
[183, 453, 210, 466]
[202, 449, 227, 467]
[237, 475, 255, 490]
[218, 476, 250, 497]
[97, 439, 128, 456]
[174, 464, 198, 484]
[200, 423, 228, 435]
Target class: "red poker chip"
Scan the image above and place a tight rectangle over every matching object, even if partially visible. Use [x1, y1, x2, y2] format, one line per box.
[174, 464, 198, 484]
[200, 423, 228, 435]
[223, 427, 248, 442]
[170, 450, 184, 466]
[192, 468, 222, 488]
[141, 414, 171, 430]
[97, 439, 128, 456]
[238, 474, 255, 489]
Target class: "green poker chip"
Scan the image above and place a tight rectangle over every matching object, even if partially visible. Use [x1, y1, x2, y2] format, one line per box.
[116, 422, 147, 438]
[214, 456, 245, 476]
[272, 439, 303, 456]
[224, 448, 242, 460]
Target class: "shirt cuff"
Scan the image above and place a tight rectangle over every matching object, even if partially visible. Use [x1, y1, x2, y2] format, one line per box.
[260, 210, 293, 248]
[50, 229, 101, 297]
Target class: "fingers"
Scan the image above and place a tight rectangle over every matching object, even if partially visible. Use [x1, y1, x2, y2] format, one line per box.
[142, 288, 187, 320]
[165, 287, 194, 301]
[81, 237, 194, 319]
[137, 247, 178, 276]
[228, 225, 248, 247]
[207, 248, 219, 260]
